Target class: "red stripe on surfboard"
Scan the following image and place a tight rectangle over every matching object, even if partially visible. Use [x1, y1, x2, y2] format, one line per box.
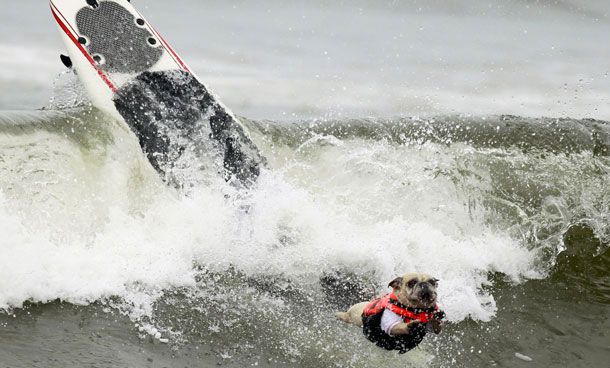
[132, 8, 190, 72]
[151, 25, 191, 72]
[50, 3, 117, 93]
[50, 1, 79, 38]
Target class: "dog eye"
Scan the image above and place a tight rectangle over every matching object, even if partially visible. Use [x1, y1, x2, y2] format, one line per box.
[407, 280, 417, 288]
[429, 279, 438, 287]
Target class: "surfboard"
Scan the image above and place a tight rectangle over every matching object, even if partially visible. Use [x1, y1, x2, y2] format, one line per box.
[49, 0, 264, 186]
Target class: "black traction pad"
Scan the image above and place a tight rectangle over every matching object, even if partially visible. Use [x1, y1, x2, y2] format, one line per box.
[76, 1, 163, 74]
[113, 70, 264, 187]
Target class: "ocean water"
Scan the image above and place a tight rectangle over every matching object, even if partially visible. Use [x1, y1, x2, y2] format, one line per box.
[1, 1, 609, 367]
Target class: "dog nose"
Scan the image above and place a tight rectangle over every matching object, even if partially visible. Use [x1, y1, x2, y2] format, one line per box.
[420, 283, 431, 297]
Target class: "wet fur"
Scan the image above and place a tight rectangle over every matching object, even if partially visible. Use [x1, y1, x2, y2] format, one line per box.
[335, 273, 443, 335]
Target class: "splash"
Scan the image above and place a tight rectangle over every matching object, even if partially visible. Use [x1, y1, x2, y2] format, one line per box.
[3, 109, 609, 366]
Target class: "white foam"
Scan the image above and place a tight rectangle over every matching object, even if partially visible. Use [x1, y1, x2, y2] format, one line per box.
[0, 130, 542, 324]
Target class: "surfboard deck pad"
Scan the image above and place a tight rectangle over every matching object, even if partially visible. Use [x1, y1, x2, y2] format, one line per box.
[76, 1, 163, 74]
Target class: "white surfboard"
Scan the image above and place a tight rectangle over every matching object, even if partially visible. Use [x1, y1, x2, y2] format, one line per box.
[49, 0, 264, 185]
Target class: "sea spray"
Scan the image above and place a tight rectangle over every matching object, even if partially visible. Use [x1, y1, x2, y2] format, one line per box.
[1, 110, 544, 319]
[2, 109, 610, 366]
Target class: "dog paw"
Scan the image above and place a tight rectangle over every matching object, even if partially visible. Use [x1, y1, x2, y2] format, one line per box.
[427, 316, 443, 334]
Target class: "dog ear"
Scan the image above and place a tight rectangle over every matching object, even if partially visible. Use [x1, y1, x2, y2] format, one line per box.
[388, 277, 403, 289]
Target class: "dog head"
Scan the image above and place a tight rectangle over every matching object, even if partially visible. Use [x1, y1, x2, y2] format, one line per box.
[388, 273, 438, 309]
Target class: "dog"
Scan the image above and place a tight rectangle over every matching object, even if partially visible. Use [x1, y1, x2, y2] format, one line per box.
[335, 273, 445, 354]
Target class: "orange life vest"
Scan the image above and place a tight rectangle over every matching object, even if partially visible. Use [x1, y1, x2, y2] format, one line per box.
[361, 291, 439, 353]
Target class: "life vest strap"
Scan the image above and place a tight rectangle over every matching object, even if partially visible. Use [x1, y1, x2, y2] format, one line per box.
[387, 292, 437, 323]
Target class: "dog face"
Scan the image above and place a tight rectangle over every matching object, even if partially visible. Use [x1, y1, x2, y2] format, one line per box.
[388, 273, 438, 309]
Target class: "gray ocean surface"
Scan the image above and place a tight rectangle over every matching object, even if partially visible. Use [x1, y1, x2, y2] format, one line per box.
[1, 1, 610, 367]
